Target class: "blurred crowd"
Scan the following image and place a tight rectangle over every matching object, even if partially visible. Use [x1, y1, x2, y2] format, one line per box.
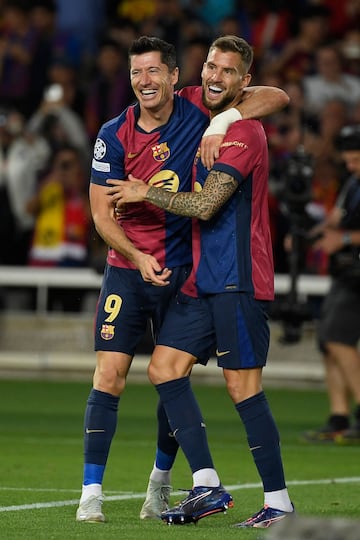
[0, 0, 359, 279]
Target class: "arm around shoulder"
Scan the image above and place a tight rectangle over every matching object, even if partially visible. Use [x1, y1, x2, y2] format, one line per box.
[239, 86, 290, 119]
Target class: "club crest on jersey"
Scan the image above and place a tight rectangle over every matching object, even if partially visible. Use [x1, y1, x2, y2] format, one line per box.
[152, 142, 170, 162]
[101, 324, 115, 340]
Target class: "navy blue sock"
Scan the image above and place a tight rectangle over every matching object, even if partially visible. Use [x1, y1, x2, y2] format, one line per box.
[155, 377, 214, 473]
[83, 388, 119, 485]
[155, 400, 178, 470]
[236, 391, 286, 492]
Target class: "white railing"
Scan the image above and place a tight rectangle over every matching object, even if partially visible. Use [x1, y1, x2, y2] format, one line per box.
[0, 266, 102, 313]
[0, 266, 331, 313]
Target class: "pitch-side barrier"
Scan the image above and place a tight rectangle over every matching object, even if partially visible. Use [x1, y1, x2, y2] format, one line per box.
[0, 266, 331, 313]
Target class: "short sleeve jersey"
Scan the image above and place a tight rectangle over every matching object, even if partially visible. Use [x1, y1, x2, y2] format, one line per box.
[90, 86, 208, 269]
[182, 119, 274, 300]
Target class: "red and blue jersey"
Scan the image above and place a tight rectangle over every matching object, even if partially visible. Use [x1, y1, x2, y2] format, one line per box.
[90, 86, 208, 269]
[182, 119, 274, 301]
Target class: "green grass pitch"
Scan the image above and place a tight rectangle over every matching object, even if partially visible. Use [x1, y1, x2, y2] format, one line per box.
[0, 378, 359, 539]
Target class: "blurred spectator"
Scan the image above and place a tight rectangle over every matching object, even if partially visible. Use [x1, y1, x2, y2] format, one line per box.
[265, 79, 318, 162]
[340, 27, 360, 77]
[303, 44, 360, 115]
[352, 98, 360, 124]
[105, 17, 138, 50]
[283, 79, 319, 130]
[137, 0, 184, 49]
[27, 82, 91, 169]
[216, 9, 252, 44]
[311, 158, 341, 219]
[305, 158, 342, 275]
[0, 0, 42, 117]
[0, 108, 50, 265]
[178, 37, 210, 88]
[29, 0, 83, 107]
[45, 58, 85, 117]
[116, 0, 156, 24]
[84, 38, 133, 144]
[175, 10, 210, 46]
[55, 0, 106, 62]
[322, 0, 360, 39]
[261, 4, 331, 82]
[250, 0, 291, 71]
[27, 144, 91, 310]
[304, 98, 349, 160]
[27, 143, 90, 267]
[116, 0, 206, 51]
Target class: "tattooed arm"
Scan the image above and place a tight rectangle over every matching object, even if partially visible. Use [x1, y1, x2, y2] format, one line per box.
[107, 171, 238, 221]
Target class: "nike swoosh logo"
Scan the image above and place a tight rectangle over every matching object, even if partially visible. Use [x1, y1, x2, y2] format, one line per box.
[216, 349, 230, 357]
[85, 428, 106, 434]
[250, 445, 262, 451]
[127, 152, 138, 159]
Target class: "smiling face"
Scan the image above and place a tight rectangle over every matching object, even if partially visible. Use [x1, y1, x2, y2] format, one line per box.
[130, 51, 179, 114]
[201, 47, 251, 113]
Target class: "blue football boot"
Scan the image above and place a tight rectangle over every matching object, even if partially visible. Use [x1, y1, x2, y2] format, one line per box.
[233, 503, 294, 528]
[161, 485, 233, 525]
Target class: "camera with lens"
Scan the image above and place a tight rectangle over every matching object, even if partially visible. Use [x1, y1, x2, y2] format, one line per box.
[271, 145, 315, 344]
[280, 145, 313, 215]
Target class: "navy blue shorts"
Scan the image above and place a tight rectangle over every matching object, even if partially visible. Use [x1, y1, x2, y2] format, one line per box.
[94, 264, 191, 355]
[156, 292, 216, 365]
[157, 291, 271, 369]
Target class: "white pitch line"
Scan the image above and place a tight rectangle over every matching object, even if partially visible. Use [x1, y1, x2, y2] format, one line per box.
[0, 493, 146, 513]
[0, 487, 126, 494]
[1, 477, 360, 513]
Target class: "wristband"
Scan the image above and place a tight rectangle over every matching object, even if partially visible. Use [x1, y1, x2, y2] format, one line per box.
[202, 107, 242, 137]
[342, 232, 352, 246]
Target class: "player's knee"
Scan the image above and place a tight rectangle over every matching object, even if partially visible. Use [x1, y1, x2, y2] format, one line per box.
[147, 359, 181, 385]
[223, 369, 262, 403]
[148, 347, 195, 385]
[226, 380, 243, 403]
[147, 362, 156, 384]
[94, 378, 125, 396]
[93, 366, 126, 396]
[148, 361, 166, 384]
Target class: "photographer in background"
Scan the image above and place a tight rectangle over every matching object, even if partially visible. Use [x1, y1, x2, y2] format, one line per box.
[304, 125, 360, 444]
[27, 83, 91, 171]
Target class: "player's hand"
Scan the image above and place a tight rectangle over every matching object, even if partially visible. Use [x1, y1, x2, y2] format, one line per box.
[107, 176, 149, 208]
[135, 252, 172, 286]
[200, 134, 224, 170]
